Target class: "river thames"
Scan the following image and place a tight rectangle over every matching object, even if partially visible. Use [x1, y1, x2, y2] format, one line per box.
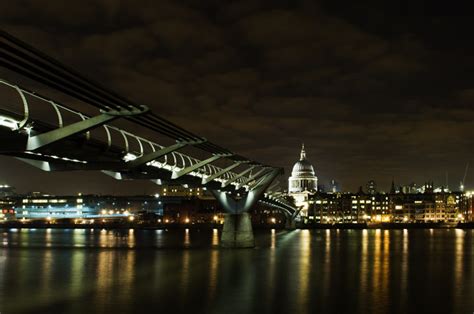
[0, 228, 473, 314]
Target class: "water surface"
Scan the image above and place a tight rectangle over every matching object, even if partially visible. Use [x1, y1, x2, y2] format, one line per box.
[0, 228, 473, 314]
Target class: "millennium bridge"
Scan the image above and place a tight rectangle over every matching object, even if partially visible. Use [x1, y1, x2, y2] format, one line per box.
[0, 30, 299, 247]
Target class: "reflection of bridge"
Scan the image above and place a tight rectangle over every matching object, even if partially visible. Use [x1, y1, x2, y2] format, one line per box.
[0, 30, 299, 247]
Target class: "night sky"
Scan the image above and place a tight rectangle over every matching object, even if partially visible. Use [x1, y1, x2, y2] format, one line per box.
[0, 1, 473, 194]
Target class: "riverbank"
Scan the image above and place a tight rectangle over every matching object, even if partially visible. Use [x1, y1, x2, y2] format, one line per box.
[1, 221, 473, 230]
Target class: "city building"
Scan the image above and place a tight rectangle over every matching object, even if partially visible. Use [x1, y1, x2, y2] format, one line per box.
[308, 190, 468, 224]
[6, 193, 163, 221]
[161, 197, 221, 224]
[154, 185, 209, 198]
[0, 188, 226, 225]
[329, 179, 340, 193]
[310, 191, 391, 223]
[0, 184, 17, 221]
[0, 184, 15, 197]
[288, 144, 318, 217]
[366, 180, 377, 195]
[462, 191, 474, 221]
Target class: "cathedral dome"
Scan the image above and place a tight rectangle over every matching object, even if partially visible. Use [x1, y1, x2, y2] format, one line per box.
[291, 144, 315, 176]
[288, 144, 318, 193]
[292, 159, 315, 175]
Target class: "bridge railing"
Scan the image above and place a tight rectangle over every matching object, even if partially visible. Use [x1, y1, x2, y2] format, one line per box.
[0, 79, 250, 187]
[0, 30, 282, 192]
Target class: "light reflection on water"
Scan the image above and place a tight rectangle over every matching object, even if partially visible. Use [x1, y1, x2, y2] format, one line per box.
[454, 229, 465, 314]
[297, 229, 311, 314]
[212, 228, 219, 247]
[323, 229, 331, 303]
[184, 228, 190, 247]
[208, 248, 218, 300]
[359, 229, 369, 312]
[0, 228, 473, 314]
[400, 229, 409, 310]
[372, 228, 382, 306]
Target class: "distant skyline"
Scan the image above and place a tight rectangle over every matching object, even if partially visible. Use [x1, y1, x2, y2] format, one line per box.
[1, 1, 473, 194]
[0, 152, 469, 195]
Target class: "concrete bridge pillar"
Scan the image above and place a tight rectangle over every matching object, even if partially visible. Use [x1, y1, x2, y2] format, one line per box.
[220, 213, 254, 248]
[285, 218, 296, 230]
[212, 168, 281, 248]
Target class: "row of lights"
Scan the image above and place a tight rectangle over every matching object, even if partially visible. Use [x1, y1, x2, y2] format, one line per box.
[155, 215, 222, 224]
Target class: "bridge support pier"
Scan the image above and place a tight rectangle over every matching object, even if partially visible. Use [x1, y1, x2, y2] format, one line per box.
[285, 218, 296, 230]
[221, 213, 254, 248]
[211, 168, 282, 248]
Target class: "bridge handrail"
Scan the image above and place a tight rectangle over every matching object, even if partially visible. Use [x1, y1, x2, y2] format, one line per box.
[0, 79, 254, 187]
[0, 30, 282, 190]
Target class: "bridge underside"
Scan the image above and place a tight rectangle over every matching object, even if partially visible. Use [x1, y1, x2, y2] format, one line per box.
[0, 124, 240, 192]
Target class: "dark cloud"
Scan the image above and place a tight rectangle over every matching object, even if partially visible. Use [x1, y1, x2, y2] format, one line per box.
[0, 0, 473, 194]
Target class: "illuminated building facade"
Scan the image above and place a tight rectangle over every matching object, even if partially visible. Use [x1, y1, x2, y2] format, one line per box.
[462, 191, 474, 221]
[0, 190, 224, 224]
[0, 184, 15, 197]
[0, 184, 16, 221]
[309, 190, 469, 224]
[310, 192, 391, 223]
[10, 194, 163, 221]
[155, 186, 208, 198]
[288, 144, 318, 217]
